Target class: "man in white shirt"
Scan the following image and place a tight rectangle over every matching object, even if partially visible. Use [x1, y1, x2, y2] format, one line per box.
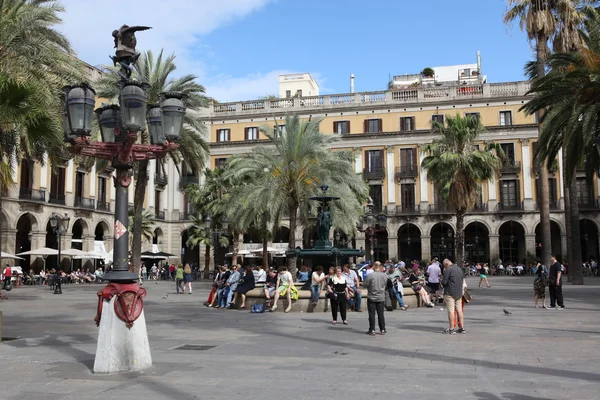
[426, 258, 442, 299]
[343, 264, 362, 312]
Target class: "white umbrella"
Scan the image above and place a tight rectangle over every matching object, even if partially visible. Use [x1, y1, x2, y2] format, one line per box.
[17, 247, 59, 256]
[225, 250, 252, 257]
[74, 250, 109, 260]
[61, 248, 88, 257]
[1, 251, 24, 260]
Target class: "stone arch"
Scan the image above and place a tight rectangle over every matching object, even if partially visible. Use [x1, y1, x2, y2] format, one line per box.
[95, 220, 110, 241]
[398, 222, 423, 236]
[494, 219, 527, 236]
[153, 227, 164, 245]
[397, 223, 422, 262]
[464, 221, 490, 264]
[15, 212, 39, 232]
[1, 209, 11, 231]
[428, 221, 456, 237]
[273, 226, 290, 244]
[464, 218, 493, 236]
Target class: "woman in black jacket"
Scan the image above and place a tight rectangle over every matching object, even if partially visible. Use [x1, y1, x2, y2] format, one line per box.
[233, 267, 256, 308]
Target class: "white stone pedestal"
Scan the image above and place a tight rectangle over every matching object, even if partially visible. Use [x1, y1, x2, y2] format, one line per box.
[93, 296, 152, 374]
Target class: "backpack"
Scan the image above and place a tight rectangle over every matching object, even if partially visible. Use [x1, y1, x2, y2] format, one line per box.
[251, 304, 264, 313]
[184, 265, 191, 274]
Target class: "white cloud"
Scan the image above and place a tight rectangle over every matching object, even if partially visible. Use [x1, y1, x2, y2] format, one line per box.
[57, 0, 290, 100]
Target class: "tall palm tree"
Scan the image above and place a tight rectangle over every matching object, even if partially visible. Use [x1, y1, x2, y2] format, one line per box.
[94, 50, 209, 272]
[128, 209, 155, 248]
[225, 115, 368, 274]
[521, 11, 600, 284]
[421, 114, 504, 268]
[504, 0, 594, 269]
[186, 214, 229, 275]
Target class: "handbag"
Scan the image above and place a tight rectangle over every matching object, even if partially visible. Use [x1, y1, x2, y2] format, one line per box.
[411, 284, 422, 292]
[326, 291, 337, 300]
[4, 281, 12, 291]
[251, 303, 264, 313]
[462, 288, 472, 303]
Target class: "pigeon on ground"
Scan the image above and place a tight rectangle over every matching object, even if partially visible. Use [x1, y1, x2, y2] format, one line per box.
[162, 294, 168, 299]
[503, 309, 512, 315]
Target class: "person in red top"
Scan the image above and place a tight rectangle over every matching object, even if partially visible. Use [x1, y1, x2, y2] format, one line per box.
[169, 264, 176, 281]
[3, 264, 12, 287]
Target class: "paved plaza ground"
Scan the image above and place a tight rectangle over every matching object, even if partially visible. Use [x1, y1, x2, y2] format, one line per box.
[0, 276, 599, 400]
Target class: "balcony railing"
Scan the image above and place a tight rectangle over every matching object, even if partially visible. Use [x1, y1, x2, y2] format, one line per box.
[393, 205, 421, 216]
[154, 172, 168, 186]
[395, 165, 418, 179]
[48, 193, 66, 205]
[206, 81, 531, 116]
[535, 200, 560, 211]
[97, 200, 111, 212]
[155, 210, 165, 220]
[578, 199, 599, 210]
[179, 175, 199, 188]
[363, 168, 385, 180]
[74, 196, 95, 210]
[501, 161, 522, 174]
[467, 201, 488, 213]
[19, 188, 45, 202]
[497, 201, 524, 212]
[428, 203, 452, 214]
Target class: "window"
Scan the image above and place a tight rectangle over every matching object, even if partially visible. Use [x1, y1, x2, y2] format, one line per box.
[431, 114, 445, 124]
[296, 90, 302, 97]
[273, 124, 286, 137]
[576, 178, 592, 205]
[49, 168, 66, 203]
[399, 117, 415, 131]
[465, 112, 480, 122]
[285, 90, 291, 98]
[245, 127, 259, 141]
[75, 171, 85, 198]
[217, 128, 230, 142]
[364, 119, 382, 133]
[400, 148, 417, 170]
[500, 179, 520, 208]
[369, 185, 383, 213]
[97, 177, 106, 203]
[500, 143, 515, 163]
[365, 150, 384, 172]
[401, 184, 415, 211]
[500, 110, 513, 126]
[215, 158, 227, 169]
[333, 121, 350, 135]
[154, 190, 161, 212]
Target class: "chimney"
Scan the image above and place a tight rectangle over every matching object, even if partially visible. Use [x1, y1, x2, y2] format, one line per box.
[350, 74, 355, 93]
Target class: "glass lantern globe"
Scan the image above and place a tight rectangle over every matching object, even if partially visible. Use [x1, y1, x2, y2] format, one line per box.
[160, 92, 186, 141]
[119, 82, 148, 132]
[146, 104, 164, 145]
[95, 105, 120, 143]
[63, 83, 96, 137]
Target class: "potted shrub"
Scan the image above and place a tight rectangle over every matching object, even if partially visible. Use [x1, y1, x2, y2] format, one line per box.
[421, 67, 435, 78]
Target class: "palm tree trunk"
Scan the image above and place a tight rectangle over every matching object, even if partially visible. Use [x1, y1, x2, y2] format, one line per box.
[536, 33, 551, 269]
[287, 204, 298, 276]
[231, 230, 239, 265]
[455, 212, 465, 268]
[562, 151, 573, 282]
[569, 171, 583, 285]
[204, 243, 210, 279]
[262, 234, 269, 269]
[132, 160, 149, 274]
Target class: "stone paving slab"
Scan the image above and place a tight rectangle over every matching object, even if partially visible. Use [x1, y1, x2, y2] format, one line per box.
[1, 276, 600, 399]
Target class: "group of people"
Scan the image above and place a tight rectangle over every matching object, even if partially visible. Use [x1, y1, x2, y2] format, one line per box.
[532, 254, 566, 310]
[204, 264, 262, 309]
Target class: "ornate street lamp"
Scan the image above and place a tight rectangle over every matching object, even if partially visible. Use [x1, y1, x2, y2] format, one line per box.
[119, 82, 148, 132]
[63, 84, 96, 138]
[160, 92, 186, 140]
[49, 213, 70, 295]
[95, 105, 120, 143]
[358, 197, 387, 263]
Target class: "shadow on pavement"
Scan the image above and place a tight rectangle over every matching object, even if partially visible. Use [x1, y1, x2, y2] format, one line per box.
[473, 392, 554, 400]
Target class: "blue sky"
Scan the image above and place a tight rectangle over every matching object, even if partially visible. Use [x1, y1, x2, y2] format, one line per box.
[60, 0, 533, 102]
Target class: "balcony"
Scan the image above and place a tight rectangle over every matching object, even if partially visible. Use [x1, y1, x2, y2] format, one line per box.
[578, 199, 599, 211]
[363, 168, 385, 180]
[467, 201, 488, 213]
[97, 200, 111, 212]
[179, 175, 199, 189]
[74, 196, 95, 210]
[155, 210, 165, 220]
[428, 203, 453, 215]
[393, 205, 421, 216]
[500, 161, 522, 174]
[48, 193, 66, 205]
[395, 165, 418, 179]
[154, 172, 168, 186]
[535, 200, 560, 211]
[19, 188, 45, 202]
[497, 201, 524, 212]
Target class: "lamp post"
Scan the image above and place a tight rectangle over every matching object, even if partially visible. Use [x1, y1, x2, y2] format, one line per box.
[62, 25, 185, 374]
[357, 197, 387, 263]
[204, 215, 227, 269]
[49, 213, 70, 294]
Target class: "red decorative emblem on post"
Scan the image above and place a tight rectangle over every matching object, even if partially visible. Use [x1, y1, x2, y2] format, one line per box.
[94, 283, 147, 329]
[114, 220, 126, 240]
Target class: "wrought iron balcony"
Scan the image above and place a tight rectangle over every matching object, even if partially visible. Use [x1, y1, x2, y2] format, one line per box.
[48, 193, 66, 205]
[500, 160, 522, 174]
[97, 200, 111, 212]
[497, 201, 524, 212]
[578, 199, 599, 211]
[154, 172, 168, 186]
[19, 188, 46, 202]
[74, 196, 95, 210]
[535, 200, 560, 211]
[428, 203, 453, 215]
[394, 205, 421, 216]
[467, 201, 488, 213]
[363, 167, 385, 180]
[179, 175, 199, 188]
[155, 210, 165, 220]
[395, 165, 418, 179]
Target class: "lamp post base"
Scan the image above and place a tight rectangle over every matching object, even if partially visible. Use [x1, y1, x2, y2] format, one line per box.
[93, 284, 152, 374]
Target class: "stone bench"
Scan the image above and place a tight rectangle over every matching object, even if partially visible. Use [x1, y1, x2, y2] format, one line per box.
[236, 282, 421, 312]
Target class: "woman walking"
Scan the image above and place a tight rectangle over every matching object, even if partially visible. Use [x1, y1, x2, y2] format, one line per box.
[183, 263, 193, 294]
[533, 262, 548, 309]
[478, 263, 491, 288]
[326, 266, 350, 325]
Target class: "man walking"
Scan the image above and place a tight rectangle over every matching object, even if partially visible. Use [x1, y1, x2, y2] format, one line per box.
[426, 258, 442, 302]
[548, 254, 565, 309]
[441, 259, 465, 334]
[364, 261, 388, 336]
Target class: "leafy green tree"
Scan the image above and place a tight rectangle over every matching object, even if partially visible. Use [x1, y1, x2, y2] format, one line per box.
[94, 50, 209, 273]
[421, 114, 504, 268]
[225, 115, 368, 274]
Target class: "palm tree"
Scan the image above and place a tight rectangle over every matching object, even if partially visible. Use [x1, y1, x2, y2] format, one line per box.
[421, 114, 504, 268]
[186, 214, 229, 275]
[504, 0, 594, 269]
[94, 50, 209, 273]
[521, 11, 600, 284]
[225, 115, 368, 274]
[128, 209, 155, 248]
